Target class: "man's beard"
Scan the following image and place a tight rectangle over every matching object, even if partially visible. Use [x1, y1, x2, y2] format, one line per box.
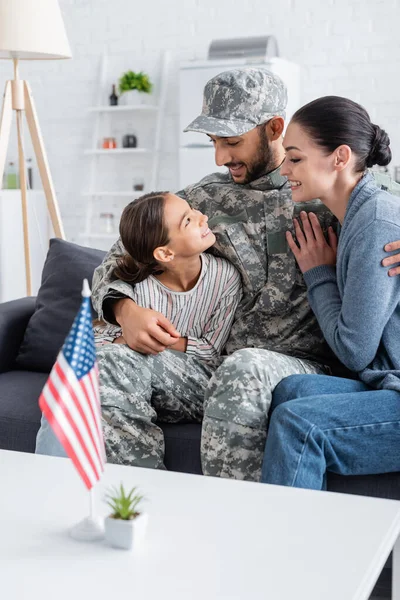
[244, 127, 276, 183]
[226, 127, 276, 185]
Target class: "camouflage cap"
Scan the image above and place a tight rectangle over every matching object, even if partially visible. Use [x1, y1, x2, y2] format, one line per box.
[184, 68, 287, 137]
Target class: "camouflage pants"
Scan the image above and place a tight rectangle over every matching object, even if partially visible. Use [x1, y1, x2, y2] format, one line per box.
[201, 348, 328, 482]
[97, 344, 216, 469]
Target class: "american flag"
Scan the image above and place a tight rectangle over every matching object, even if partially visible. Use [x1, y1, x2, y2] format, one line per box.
[39, 280, 106, 490]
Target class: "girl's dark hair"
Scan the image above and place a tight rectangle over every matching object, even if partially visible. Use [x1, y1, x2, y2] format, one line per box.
[114, 191, 170, 284]
[291, 96, 392, 172]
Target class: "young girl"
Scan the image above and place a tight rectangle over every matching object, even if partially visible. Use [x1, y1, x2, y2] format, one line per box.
[95, 191, 242, 469]
[261, 96, 400, 489]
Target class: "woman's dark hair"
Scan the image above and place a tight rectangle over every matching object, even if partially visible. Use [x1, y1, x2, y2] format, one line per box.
[114, 191, 170, 284]
[291, 96, 391, 172]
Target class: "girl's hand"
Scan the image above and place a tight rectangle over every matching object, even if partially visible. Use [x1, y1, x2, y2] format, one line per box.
[286, 211, 338, 274]
[382, 240, 400, 276]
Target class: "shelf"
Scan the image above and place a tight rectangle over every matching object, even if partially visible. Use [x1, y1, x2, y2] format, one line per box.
[84, 148, 152, 155]
[81, 52, 169, 248]
[88, 105, 158, 113]
[82, 191, 146, 197]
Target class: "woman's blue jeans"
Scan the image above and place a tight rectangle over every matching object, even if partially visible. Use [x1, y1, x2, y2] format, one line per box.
[261, 374, 400, 490]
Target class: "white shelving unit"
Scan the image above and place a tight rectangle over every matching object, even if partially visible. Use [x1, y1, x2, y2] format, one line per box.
[83, 148, 152, 155]
[80, 52, 170, 249]
[87, 105, 159, 113]
[81, 191, 144, 198]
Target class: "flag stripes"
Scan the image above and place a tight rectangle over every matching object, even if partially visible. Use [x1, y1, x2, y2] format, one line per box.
[39, 291, 105, 490]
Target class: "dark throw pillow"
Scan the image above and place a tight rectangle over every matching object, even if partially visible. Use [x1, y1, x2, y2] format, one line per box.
[15, 238, 106, 373]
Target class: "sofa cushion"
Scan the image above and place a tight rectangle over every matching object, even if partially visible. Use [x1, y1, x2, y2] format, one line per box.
[15, 239, 106, 373]
[161, 423, 202, 474]
[0, 370, 47, 452]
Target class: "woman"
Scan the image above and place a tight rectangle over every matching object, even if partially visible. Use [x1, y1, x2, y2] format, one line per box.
[36, 192, 242, 468]
[261, 96, 400, 490]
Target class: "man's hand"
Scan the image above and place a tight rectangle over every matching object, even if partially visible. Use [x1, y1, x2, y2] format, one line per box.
[114, 298, 180, 355]
[286, 211, 338, 274]
[168, 337, 188, 353]
[382, 240, 400, 276]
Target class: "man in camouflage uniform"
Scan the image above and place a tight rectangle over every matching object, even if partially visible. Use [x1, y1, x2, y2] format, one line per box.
[92, 69, 400, 479]
[88, 69, 329, 477]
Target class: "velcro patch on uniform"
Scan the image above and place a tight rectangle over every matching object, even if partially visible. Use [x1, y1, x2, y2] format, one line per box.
[267, 231, 288, 255]
[208, 210, 248, 227]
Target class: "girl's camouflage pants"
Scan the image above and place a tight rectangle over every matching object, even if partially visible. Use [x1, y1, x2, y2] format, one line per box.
[97, 343, 217, 469]
[201, 348, 328, 481]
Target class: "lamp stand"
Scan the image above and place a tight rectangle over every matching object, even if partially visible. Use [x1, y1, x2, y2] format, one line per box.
[0, 59, 65, 296]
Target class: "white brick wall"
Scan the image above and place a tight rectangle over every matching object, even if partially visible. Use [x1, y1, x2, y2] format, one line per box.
[0, 0, 399, 244]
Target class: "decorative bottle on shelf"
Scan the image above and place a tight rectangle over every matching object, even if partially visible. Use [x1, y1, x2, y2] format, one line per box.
[100, 212, 115, 234]
[6, 162, 18, 189]
[109, 84, 118, 106]
[27, 158, 33, 189]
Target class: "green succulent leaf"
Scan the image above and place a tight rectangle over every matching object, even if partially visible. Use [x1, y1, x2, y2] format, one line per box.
[118, 70, 153, 94]
[104, 483, 144, 520]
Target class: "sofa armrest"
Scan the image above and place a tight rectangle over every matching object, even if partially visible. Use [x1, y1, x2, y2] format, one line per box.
[0, 297, 36, 373]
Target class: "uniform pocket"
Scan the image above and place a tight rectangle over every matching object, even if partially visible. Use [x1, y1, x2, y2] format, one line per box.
[259, 231, 299, 315]
[210, 214, 265, 294]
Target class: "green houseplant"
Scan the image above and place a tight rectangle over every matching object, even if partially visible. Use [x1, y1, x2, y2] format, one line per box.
[118, 70, 153, 105]
[104, 483, 146, 549]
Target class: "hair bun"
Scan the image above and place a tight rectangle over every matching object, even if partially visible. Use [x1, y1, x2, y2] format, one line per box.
[366, 124, 392, 168]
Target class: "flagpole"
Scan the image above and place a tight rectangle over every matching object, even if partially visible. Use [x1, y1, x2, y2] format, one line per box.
[90, 487, 95, 520]
[68, 278, 105, 542]
[70, 486, 104, 542]
[39, 275, 106, 542]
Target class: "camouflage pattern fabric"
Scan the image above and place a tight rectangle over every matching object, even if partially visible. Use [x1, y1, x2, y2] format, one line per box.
[93, 167, 339, 368]
[201, 348, 328, 481]
[92, 168, 400, 366]
[91, 168, 400, 478]
[97, 343, 217, 468]
[183, 68, 287, 137]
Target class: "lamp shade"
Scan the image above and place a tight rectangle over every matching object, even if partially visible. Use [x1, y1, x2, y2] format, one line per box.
[0, 0, 71, 60]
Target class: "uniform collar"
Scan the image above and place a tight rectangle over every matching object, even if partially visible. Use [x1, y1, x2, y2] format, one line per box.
[242, 164, 288, 191]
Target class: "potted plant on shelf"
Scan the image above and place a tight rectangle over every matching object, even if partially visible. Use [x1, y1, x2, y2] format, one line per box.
[118, 70, 153, 105]
[104, 483, 146, 550]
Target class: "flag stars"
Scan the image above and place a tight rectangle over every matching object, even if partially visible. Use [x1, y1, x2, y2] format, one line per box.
[63, 297, 97, 379]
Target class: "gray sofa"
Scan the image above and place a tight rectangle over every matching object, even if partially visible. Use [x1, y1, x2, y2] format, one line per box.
[1, 238, 400, 501]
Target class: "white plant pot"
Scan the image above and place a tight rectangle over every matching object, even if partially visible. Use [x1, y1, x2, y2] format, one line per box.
[104, 513, 147, 550]
[121, 90, 143, 105]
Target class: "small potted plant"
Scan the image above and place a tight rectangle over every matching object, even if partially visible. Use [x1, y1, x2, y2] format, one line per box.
[104, 483, 146, 550]
[118, 70, 153, 105]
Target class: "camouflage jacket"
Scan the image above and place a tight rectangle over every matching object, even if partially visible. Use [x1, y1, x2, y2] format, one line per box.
[91, 167, 400, 367]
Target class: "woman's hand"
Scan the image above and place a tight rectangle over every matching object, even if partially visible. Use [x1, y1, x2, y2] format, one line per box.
[382, 240, 400, 276]
[286, 211, 338, 274]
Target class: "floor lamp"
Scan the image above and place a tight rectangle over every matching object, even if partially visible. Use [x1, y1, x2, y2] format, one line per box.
[0, 0, 71, 295]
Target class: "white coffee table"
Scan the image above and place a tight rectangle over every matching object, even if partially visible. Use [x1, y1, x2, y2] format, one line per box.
[1, 449, 400, 600]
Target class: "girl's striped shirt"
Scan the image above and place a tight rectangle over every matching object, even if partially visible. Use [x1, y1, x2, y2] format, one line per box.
[94, 253, 242, 364]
